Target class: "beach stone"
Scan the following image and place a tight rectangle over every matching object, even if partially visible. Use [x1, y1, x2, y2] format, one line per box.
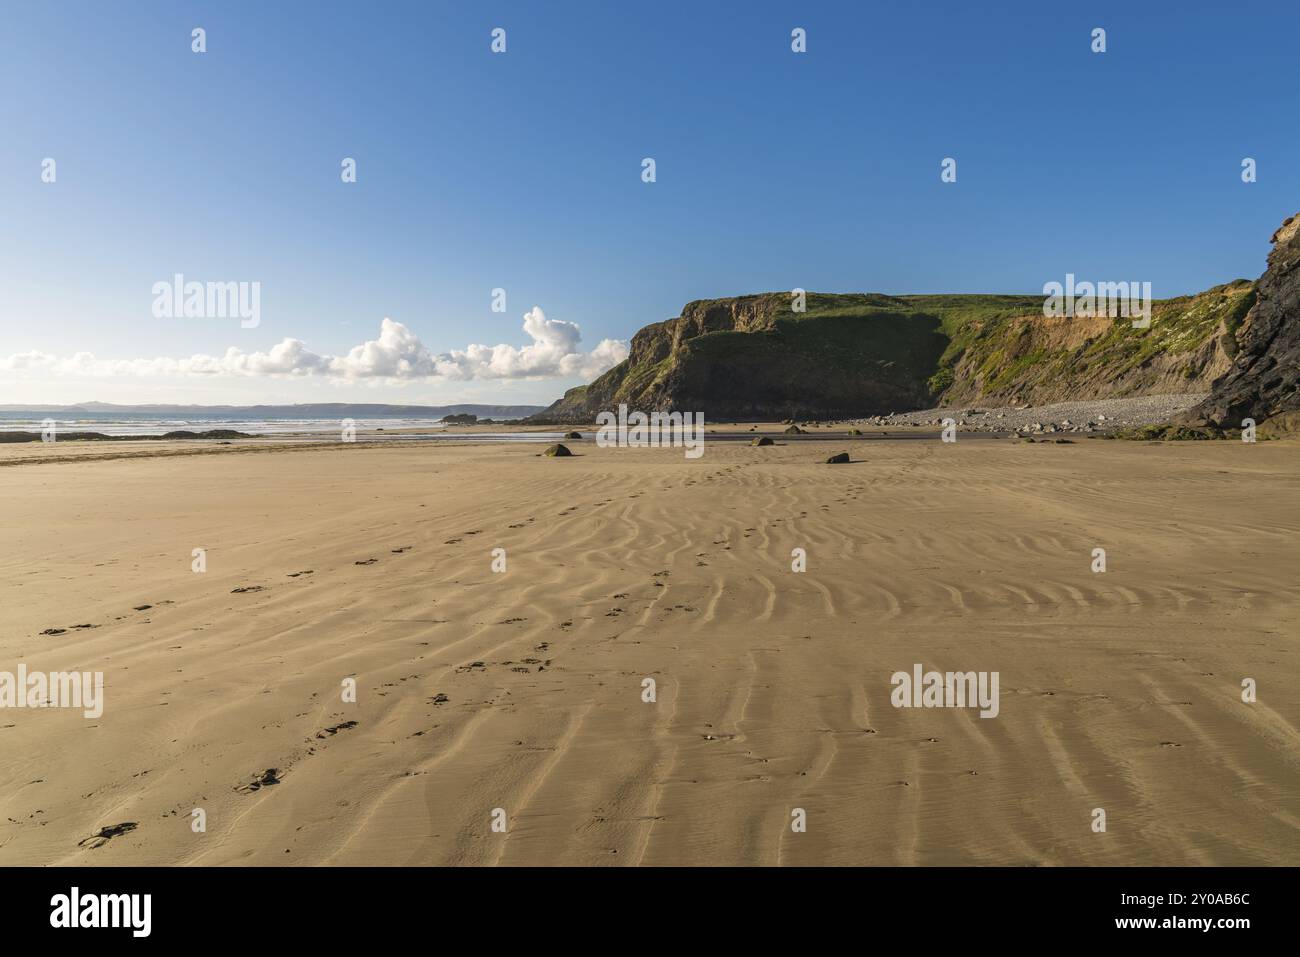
[825, 452, 850, 464]
[1260, 410, 1300, 437]
[784, 425, 805, 434]
[564, 431, 582, 439]
[751, 436, 775, 446]
[543, 444, 573, 457]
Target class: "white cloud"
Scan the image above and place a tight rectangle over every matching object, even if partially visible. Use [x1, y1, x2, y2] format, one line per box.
[0, 309, 628, 384]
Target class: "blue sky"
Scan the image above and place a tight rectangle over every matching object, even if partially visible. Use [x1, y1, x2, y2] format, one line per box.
[2, 0, 1297, 406]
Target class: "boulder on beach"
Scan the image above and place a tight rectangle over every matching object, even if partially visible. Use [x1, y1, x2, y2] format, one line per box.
[564, 431, 582, 439]
[543, 443, 573, 457]
[784, 425, 805, 434]
[825, 451, 850, 464]
[1260, 410, 1300, 437]
[751, 436, 774, 446]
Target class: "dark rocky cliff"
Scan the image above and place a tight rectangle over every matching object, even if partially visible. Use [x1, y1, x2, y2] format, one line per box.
[534, 293, 950, 422]
[1180, 212, 1300, 430]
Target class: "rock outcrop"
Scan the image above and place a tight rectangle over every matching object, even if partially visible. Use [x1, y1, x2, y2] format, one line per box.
[1181, 213, 1300, 427]
[532, 293, 949, 423]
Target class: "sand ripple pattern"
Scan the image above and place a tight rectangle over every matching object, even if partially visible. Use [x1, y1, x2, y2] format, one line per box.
[1, 438, 1297, 865]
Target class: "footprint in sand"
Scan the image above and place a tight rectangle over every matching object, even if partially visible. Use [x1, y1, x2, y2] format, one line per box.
[287, 570, 314, 577]
[354, 558, 379, 565]
[231, 585, 265, 594]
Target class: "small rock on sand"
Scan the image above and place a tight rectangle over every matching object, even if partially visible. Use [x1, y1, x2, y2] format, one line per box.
[825, 452, 850, 464]
[543, 444, 573, 457]
[77, 822, 138, 848]
[751, 436, 774, 446]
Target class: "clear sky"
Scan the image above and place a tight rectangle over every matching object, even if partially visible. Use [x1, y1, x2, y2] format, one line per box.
[2, 0, 1297, 406]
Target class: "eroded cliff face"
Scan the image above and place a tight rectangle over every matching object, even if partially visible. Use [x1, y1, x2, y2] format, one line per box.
[1181, 213, 1300, 428]
[536, 293, 949, 422]
[533, 232, 1279, 424]
[938, 282, 1251, 407]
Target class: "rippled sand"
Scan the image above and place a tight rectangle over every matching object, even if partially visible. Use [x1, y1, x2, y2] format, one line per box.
[1, 436, 1297, 865]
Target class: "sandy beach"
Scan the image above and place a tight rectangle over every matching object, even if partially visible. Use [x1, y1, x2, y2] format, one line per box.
[2, 435, 1297, 866]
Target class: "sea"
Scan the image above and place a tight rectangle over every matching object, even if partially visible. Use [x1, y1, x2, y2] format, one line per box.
[0, 411, 563, 443]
